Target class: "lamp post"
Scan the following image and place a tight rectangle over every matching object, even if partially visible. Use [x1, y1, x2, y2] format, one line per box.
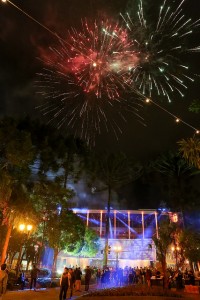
[17, 223, 33, 275]
[113, 245, 121, 269]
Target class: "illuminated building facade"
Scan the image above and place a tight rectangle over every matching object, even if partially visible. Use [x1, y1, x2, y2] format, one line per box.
[57, 209, 181, 270]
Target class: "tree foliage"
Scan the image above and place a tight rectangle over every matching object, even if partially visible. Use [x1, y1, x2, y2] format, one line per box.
[152, 151, 199, 214]
[189, 99, 200, 114]
[78, 228, 100, 257]
[86, 151, 143, 266]
[153, 219, 177, 288]
[178, 228, 200, 264]
[178, 138, 200, 170]
[45, 209, 85, 268]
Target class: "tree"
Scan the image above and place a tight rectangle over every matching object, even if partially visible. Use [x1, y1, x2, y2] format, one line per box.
[30, 179, 74, 265]
[87, 152, 142, 267]
[34, 132, 88, 189]
[77, 228, 100, 257]
[189, 99, 200, 114]
[45, 209, 85, 270]
[18, 119, 87, 268]
[178, 228, 200, 270]
[178, 137, 200, 170]
[178, 96, 200, 170]
[152, 151, 200, 224]
[0, 117, 37, 264]
[152, 219, 177, 289]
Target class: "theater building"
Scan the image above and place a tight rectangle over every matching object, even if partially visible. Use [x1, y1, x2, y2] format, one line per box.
[57, 209, 180, 270]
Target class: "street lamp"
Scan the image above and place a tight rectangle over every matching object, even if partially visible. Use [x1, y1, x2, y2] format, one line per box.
[113, 245, 121, 269]
[17, 223, 33, 274]
[19, 224, 33, 235]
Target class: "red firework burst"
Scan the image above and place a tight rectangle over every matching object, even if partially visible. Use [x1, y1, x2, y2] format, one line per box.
[36, 19, 145, 145]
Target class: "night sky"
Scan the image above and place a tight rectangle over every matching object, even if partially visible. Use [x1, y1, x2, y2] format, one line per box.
[0, 0, 199, 161]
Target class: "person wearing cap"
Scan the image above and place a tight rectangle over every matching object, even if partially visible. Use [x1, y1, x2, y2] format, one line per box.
[0, 264, 8, 300]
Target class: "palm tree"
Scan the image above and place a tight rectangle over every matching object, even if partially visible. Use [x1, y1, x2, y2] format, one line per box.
[152, 151, 199, 222]
[178, 137, 200, 170]
[87, 152, 142, 267]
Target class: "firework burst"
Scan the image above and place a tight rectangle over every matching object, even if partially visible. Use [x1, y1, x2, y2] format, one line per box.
[36, 19, 145, 145]
[121, 0, 200, 102]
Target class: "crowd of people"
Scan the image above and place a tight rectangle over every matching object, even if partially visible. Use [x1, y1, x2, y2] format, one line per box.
[59, 266, 91, 300]
[86, 265, 198, 290]
[58, 263, 199, 298]
[0, 262, 199, 300]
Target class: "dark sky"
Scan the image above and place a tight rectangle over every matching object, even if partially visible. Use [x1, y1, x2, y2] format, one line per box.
[0, 0, 199, 162]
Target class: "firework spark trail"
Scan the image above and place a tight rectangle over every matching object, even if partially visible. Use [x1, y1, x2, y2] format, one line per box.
[121, 0, 200, 102]
[2, 0, 199, 144]
[35, 19, 147, 145]
[65, 19, 141, 99]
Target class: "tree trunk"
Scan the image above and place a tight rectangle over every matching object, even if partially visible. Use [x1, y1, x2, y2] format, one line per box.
[10, 252, 17, 267]
[162, 255, 168, 289]
[103, 185, 111, 268]
[53, 248, 59, 272]
[1, 224, 12, 265]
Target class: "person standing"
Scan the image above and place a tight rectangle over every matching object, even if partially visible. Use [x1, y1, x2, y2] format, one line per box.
[17, 270, 26, 290]
[59, 267, 69, 300]
[96, 268, 101, 287]
[0, 264, 8, 300]
[145, 268, 152, 288]
[84, 266, 91, 291]
[30, 264, 40, 290]
[75, 267, 82, 292]
[68, 268, 75, 299]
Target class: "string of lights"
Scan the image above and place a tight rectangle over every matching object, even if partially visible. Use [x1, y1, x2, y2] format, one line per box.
[144, 98, 199, 135]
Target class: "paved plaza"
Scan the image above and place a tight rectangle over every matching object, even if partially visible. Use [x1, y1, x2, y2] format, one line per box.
[3, 287, 86, 300]
[2, 286, 199, 300]
[3, 287, 200, 300]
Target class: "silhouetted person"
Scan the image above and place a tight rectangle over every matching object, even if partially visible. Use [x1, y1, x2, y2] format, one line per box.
[75, 267, 82, 291]
[0, 264, 8, 300]
[59, 267, 69, 300]
[68, 268, 75, 299]
[30, 265, 40, 290]
[17, 271, 26, 290]
[188, 270, 195, 285]
[84, 266, 91, 291]
[176, 271, 184, 290]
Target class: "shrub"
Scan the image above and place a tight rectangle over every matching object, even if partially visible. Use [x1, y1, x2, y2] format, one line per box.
[82, 285, 184, 298]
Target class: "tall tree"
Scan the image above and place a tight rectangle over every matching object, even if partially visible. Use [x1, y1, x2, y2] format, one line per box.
[45, 209, 85, 270]
[0, 117, 36, 264]
[152, 220, 177, 289]
[87, 152, 142, 267]
[178, 228, 200, 270]
[35, 133, 88, 189]
[152, 151, 199, 223]
[30, 179, 74, 265]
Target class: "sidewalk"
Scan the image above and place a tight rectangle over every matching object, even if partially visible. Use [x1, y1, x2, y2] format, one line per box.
[3, 285, 96, 300]
[2, 285, 199, 300]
